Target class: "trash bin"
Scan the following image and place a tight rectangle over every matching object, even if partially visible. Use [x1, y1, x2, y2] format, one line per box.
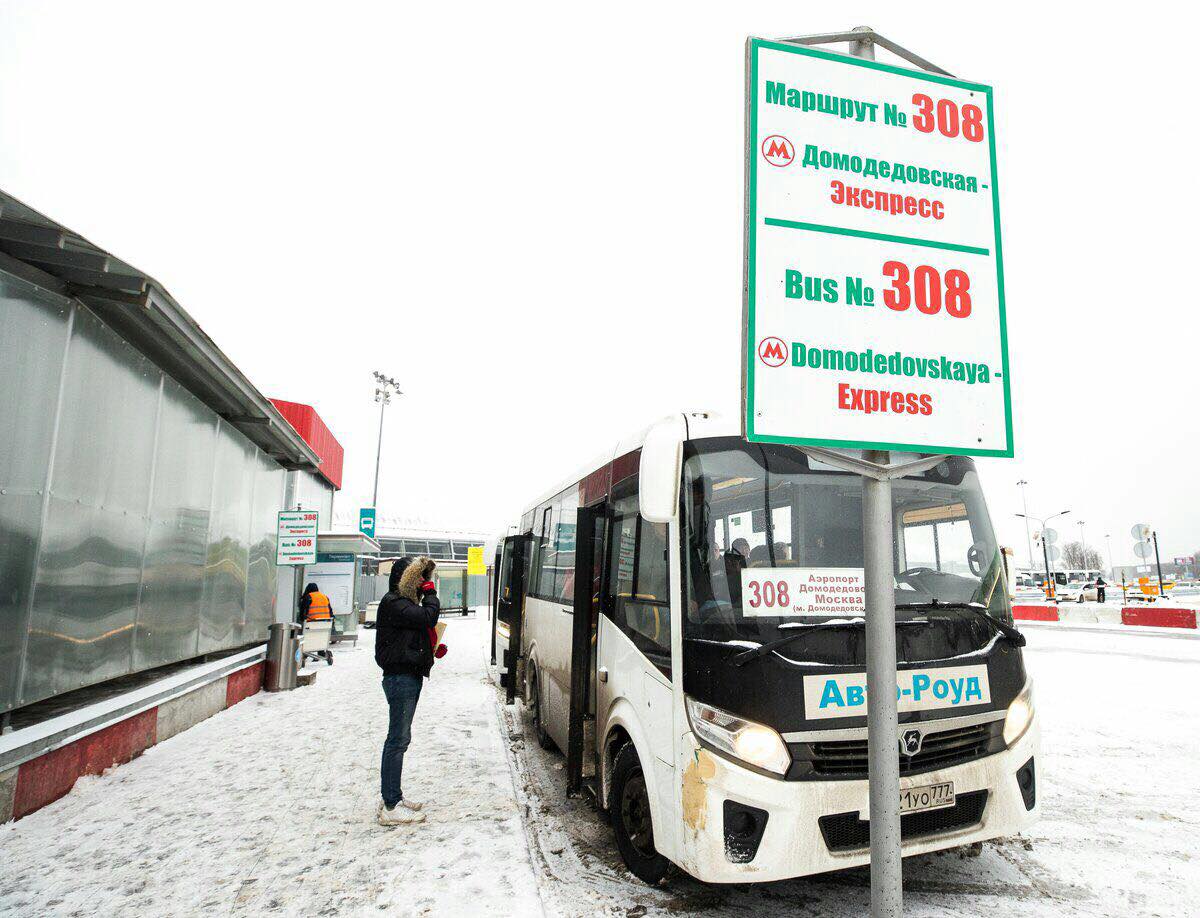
[265, 622, 302, 692]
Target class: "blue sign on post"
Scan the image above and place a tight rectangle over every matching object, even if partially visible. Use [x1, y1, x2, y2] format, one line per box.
[359, 507, 377, 539]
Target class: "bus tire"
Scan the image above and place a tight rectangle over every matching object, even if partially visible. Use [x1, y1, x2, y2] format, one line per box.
[529, 669, 553, 750]
[611, 743, 671, 885]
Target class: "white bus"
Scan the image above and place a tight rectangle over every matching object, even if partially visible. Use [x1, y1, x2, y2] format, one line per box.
[492, 412, 1039, 884]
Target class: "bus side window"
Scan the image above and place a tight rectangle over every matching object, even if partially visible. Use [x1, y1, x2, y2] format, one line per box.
[529, 503, 553, 598]
[606, 493, 671, 678]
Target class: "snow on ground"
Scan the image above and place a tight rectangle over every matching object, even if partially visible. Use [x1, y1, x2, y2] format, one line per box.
[498, 622, 1200, 917]
[0, 615, 542, 917]
[3, 615, 1198, 917]
[1017, 625, 1200, 913]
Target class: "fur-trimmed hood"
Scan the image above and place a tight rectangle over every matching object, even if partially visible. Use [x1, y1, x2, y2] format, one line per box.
[398, 556, 436, 601]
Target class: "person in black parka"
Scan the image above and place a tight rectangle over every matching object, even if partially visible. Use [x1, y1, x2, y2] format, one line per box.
[374, 556, 440, 825]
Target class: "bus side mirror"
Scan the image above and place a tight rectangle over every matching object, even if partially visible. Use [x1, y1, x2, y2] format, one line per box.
[639, 415, 685, 523]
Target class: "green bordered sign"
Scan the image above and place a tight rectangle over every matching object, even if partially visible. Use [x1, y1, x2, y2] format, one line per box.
[277, 509, 318, 565]
[743, 38, 1012, 457]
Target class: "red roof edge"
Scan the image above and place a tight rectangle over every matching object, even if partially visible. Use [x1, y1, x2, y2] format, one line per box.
[269, 399, 344, 490]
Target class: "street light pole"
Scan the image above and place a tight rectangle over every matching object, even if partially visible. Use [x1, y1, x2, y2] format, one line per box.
[1017, 480, 1033, 571]
[371, 372, 401, 511]
[1077, 520, 1087, 571]
[1016, 509, 1070, 599]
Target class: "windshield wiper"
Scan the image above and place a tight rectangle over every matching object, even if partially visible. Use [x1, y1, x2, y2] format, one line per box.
[729, 619, 926, 667]
[895, 599, 1026, 647]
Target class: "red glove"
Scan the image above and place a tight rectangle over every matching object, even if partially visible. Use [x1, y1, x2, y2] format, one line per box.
[427, 627, 447, 661]
[420, 580, 436, 595]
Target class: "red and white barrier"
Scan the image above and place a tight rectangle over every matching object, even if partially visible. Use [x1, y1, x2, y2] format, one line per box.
[1012, 604, 1059, 622]
[1014, 602, 1197, 631]
[1120, 606, 1197, 630]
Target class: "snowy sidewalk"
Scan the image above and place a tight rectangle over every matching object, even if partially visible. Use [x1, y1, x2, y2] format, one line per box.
[0, 615, 543, 917]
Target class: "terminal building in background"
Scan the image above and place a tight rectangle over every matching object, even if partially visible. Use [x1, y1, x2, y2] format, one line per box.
[335, 518, 493, 614]
[0, 189, 374, 822]
[0, 189, 339, 728]
[329, 510, 491, 564]
[375, 525, 490, 564]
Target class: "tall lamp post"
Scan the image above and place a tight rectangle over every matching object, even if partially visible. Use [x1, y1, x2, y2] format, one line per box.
[372, 372, 401, 510]
[1105, 533, 1114, 577]
[1016, 509, 1070, 599]
[1077, 520, 1088, 571]
[1016, 480, 1034, 570]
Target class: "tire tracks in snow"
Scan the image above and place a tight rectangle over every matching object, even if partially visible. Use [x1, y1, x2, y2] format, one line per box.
[487, 675, 1084, 918]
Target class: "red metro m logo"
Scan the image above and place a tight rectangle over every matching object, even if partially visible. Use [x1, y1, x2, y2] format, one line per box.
[761, 135, 795, 167]
[758, 337, 787, 367]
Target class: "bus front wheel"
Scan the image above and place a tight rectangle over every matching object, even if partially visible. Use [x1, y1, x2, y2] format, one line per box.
[611, 743, 671, 885]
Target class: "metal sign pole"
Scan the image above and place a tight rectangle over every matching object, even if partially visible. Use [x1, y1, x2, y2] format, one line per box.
[848, 31, 902, 918]
[801, 449, 927, 918]
[864, 454, 902, 918]
[1152, 531, 1166, 599]
[796, 448, 946, 918]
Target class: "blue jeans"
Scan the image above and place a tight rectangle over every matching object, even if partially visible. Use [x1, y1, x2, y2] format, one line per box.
[380, 673, 423, 807]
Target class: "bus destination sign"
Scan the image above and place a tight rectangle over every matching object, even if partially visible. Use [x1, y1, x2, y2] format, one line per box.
[743, 38, 1011, 457]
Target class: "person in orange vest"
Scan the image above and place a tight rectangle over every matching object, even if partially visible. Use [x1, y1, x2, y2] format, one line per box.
[299, 582, 334, 665]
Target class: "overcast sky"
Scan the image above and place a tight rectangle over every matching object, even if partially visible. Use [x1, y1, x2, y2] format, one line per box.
[1, 1, 1195, 569]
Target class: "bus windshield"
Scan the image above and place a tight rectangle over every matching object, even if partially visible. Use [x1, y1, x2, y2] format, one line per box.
[681, 438, 1010, 648]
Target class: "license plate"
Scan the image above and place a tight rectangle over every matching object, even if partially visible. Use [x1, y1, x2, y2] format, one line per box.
[899, 781, 955, 815]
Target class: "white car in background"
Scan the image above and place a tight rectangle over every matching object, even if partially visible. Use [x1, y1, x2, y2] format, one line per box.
[1057, 581, 1098, 603]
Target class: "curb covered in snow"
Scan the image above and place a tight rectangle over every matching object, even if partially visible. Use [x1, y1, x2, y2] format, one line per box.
[0, 646, 266, 824]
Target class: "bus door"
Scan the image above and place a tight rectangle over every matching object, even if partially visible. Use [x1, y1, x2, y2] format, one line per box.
[567, 502, 606, 797]
[490, 543, 503, 665]
[499, 534, 529, 704]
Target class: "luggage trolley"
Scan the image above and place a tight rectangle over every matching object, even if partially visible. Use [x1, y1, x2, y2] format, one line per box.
[301, 619, 334, 666]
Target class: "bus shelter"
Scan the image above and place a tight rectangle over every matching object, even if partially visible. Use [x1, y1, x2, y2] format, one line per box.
[357, 558, 491, 616]
[294, 532, 380, 642]
[432, 561, 490, 615]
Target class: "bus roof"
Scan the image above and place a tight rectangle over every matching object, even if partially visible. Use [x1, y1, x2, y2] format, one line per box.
[516, 411, 735, 520]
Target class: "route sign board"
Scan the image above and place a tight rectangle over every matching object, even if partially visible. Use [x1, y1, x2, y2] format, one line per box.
[743, 38, 1011, 456]
[277, 509, 318, 565]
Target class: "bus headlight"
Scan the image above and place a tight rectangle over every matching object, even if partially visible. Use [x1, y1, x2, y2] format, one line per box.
[685, 697, 791, 776]
[1003, 681, 1035, 747]
[496, 620, 511, 641]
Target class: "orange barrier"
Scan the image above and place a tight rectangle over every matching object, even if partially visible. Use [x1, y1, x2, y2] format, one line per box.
[1120, 607, 1197, 629]
[1013, 605, 1059, 622]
